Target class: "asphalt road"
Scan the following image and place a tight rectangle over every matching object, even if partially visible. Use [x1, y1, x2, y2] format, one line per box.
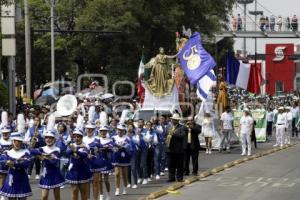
[160, 142, 300, 200]
[25, 137, 299, 200]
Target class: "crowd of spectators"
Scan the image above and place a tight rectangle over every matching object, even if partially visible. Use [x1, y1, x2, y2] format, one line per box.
[231, 14, 299, 32]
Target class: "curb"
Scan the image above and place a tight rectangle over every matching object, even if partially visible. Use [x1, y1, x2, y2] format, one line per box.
[147, 189, 168, 200]
[144, 143, 297, 199]
[211, 166, 225, 174]
[198, 171, 211, 178]
[167, 182, 185, 191]
[184, 176, 199, 184]
[223, 161, 235, 169]
[233, 158, 245, 165]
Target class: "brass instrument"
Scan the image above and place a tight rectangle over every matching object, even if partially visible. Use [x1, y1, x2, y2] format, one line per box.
[30, 127, 39, 148]
[165, 125, 175, 148]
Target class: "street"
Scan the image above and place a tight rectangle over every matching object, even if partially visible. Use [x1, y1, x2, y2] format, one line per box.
[160, 142, 300, 200]
[25, 138, 296, 200]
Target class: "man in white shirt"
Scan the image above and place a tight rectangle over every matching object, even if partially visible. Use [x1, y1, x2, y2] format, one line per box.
[239, 108, 254, 156]
[266, 107, 274, 140]
[291, 103, 299, 137]
[274, 107, 287, 147]
[220, 106, 234, 153]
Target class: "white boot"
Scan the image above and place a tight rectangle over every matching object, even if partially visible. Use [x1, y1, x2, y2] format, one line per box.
[122, 188, 127, 195]
[115, 188, 120, 196]
[99, 195, 104, 200]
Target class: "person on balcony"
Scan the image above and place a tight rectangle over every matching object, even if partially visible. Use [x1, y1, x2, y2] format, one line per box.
[277, 15, 283, 31]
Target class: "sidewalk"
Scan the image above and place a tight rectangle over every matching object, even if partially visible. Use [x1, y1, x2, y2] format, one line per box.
[160, 142, 300, 200]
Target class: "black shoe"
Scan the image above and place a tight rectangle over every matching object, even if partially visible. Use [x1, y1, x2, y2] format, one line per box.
[177, 179, 184, 182]
[184, 172, 189, 176]
[192, 172, 198, 176]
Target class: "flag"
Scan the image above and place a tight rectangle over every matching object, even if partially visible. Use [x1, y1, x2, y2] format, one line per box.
[247, 63, 263, 94]
[137, 54, 145, 103]
[226, 55, 262, 94]
[178, 32, 216, 85]
[196, 69, 217, 101]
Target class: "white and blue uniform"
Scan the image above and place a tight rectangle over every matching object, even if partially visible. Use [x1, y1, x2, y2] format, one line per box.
[112, 135, 131, 166]
[98, 137, 114, 174]
[65, 143, 92, 184]
[0, 149, 32, 198]
[32, 145, 65, 189]
[0, 138, 12, 174]
[83, 136, 106, 173]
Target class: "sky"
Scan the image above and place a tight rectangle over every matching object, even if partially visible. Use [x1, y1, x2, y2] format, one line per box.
[232, 0, 300, 54]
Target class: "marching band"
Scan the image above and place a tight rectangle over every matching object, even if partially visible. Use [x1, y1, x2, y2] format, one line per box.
[0, 108, 180, 200]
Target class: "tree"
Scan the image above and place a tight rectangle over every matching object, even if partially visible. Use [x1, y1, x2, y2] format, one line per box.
[14, 0, 235, 89]
[0, 81, 8, 108]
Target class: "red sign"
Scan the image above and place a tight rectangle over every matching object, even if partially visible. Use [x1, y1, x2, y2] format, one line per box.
[265, 44, 294, 95]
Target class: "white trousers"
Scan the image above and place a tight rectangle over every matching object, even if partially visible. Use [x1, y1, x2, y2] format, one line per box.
[276, 124, 285, 146]
[285, 121, 292, 144]
[241, 133, 251, 155]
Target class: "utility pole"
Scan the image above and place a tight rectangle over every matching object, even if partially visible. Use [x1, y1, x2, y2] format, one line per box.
[50, 1, 55, 83]
[45, 0, 57, 83]
[24, 0, 32, 98]
[243, 3, 247, 57]
[1, 3, 16, 116]
[237, 0, 254, 57]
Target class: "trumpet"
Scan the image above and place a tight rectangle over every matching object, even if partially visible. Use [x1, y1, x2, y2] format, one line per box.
[165, 126, 175, 148]
[30, 127, 39, 148]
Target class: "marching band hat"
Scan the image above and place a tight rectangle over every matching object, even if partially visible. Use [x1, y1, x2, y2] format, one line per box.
[117, 123, 126, 130]
[10, 132, 24, 142]
[85, 122, 96, 129]
[99, 125, 109, 131]
[73, 128, 84, 136]
[1, 126, 11, 133]
[44, 129, 57, 138]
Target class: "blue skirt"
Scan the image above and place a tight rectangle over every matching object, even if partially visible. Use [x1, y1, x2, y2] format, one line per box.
[0, 164, 8, 174]
[66, 162, 92, 184]
[100, 157, 113, 174]
[90, 157, 107, 173]
[39, 167, 65, 189]
[0, 171, 32, 198]
[112, 149, 131, 166]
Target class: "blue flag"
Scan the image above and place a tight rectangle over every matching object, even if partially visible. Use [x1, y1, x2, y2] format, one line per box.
[178, 32, 216, 85]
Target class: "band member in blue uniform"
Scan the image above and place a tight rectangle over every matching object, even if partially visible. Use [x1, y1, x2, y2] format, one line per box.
[32, 130, 65, 200]
[98, 126, 114, 200]
[66, 129, 92, 200]
[24, 116, 45, 179]
[0, 132, 32, 199]
[83, 123, 103, 200]
[0, 126, 12, 200]
[112, 124, 131, 196]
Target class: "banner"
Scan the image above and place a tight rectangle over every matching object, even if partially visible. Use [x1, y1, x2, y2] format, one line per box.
[233, 110, 267, 142]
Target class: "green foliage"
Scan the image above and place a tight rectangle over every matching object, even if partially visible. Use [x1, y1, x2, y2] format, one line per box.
[13, 0, 235, 90]
[0, 81, 8, 108]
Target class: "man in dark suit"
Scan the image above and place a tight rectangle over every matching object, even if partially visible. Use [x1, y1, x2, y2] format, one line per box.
[184, 117, 201, 176]
[165, 113, 187, 182]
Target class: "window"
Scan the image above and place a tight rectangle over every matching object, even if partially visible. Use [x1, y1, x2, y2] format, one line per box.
[275, 81, 284, 95]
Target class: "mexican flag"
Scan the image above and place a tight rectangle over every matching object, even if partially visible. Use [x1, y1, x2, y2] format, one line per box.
[137, 54, 145, 104]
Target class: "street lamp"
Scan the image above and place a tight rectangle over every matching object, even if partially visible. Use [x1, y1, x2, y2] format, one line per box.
[45, 0, 57, 83]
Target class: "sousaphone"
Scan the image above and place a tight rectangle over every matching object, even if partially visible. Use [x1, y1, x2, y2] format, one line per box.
[57, 95, 78, 116]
